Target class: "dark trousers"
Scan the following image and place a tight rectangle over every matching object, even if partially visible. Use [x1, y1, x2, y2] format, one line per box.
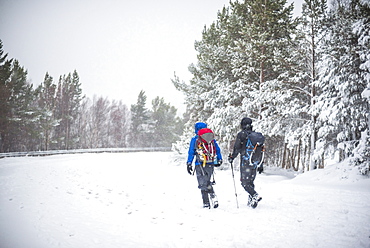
[240, 164, 257, 196]
[195, 164, 214, 203]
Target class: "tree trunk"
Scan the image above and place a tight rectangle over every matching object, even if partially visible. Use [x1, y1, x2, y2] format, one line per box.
[297, 139, 301, 171]
[310, 20, 318, 171]
[282, 143, 287, 169]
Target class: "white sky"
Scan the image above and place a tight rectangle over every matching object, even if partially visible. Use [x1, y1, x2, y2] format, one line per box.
[0, 0, 302, 115]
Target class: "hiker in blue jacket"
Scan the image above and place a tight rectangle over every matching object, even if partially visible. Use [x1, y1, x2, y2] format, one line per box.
[187, 122, 223, 208]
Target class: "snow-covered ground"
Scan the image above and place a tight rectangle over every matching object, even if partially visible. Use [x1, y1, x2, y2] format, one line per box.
[0, 152, 369, 248]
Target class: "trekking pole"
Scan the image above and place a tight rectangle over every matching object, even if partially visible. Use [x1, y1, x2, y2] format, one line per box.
[230, 161, 239, 209]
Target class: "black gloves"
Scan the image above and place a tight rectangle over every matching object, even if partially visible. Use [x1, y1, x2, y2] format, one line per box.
[228, 154, 234, 164]
[214, 160, 223, 167]
[187, 162, 193, 175]
[257, 163, 264, 174]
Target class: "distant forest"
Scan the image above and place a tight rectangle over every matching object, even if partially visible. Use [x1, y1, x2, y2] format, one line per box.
[0, 46, 184, 152]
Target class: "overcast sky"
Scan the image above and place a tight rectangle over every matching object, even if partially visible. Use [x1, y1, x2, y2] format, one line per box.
[0, 0, 302, 114]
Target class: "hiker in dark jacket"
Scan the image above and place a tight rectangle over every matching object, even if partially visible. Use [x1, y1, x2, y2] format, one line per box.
[187, 122, 223, 208]
[228, 117, 263, 208]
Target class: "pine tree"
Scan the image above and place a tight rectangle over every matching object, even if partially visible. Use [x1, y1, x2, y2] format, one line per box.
[349, 0, 370, 174]
[129, 90, 151, 147]
[301, 0, 328, 170]
[228, 0, 296, 122]
[316, 0, 369, 164]
[6, 60, 36, 151]
[54, 71, 83, 149]
[36, 73, 58, 150]
[0, 40, 13, 152]
[69, 71, 83, 149]
[151, 96, 182, 147]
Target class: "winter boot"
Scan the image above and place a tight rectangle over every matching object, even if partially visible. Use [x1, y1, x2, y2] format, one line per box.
[248, 193, 262, 209]
[209, 193, 219, 208]
[247, 195, 253, 207]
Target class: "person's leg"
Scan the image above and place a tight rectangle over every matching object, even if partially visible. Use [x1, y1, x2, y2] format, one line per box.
[240, 166, 257, 196]
[201, 190, 210, 208]
[196, 165, 217, 208]
[240, 166, 262, 207]
[203, 165, 218, 208]
[195, 165, 211, 207]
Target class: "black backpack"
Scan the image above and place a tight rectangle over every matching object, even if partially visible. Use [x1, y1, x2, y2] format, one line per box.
[242, 131, 265, 168]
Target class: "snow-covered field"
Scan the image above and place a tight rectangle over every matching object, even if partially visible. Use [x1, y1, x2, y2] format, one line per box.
[0, 152, 369, 248]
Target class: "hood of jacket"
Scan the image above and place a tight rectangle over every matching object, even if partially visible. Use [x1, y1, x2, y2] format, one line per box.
[194, 122, 207, 134]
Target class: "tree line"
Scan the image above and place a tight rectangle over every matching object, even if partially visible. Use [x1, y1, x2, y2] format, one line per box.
[172, 0, 369, 174]
[0, 42, 183, 152]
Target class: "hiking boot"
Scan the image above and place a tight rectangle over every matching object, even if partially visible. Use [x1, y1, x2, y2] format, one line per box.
[254, 194, 262, 202]
[248, 193, 262, 209]
[209, 193, 219, 208]
[247, 195, 253, 207]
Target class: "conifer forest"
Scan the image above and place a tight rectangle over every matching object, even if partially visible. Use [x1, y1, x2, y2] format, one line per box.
[172, 0, 369, 174]
[0, 0, 369, 174]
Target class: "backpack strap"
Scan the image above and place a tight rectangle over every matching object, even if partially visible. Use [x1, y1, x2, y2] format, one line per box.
[249, 143, 265, 167]
[197, 140, 207, 167]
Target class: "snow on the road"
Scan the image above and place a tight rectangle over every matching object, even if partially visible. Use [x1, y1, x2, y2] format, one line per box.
[0, 152, 369, 248]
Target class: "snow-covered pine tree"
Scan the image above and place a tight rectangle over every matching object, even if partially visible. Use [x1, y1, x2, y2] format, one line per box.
[316, 0, 369, 167]
[228, 0, 307, 169]
[351, 0, 370, 175]
[300, 0, 328, 170]
[173, 0, 306, 167]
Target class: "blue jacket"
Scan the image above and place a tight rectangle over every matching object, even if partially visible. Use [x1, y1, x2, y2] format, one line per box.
[187, 122, 223, 165]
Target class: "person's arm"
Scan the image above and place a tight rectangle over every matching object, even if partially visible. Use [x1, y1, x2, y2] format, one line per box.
[187, 137, 197, 164]
[214, 139, 223, 162]
[231, 132, 243, 159]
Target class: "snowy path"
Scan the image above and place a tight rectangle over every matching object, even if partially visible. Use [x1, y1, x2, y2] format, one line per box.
[0, 152, 369, 248]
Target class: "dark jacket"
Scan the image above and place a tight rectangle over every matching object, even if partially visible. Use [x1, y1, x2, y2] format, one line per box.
[230, 128, 252, 161]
